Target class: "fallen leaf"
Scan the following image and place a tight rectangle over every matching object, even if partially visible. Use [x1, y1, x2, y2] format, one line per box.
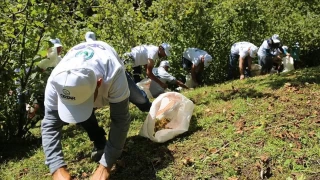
[209, 148, 218, 154]
[308, 131, 316, 138]
[228, 177, 239, 180]
[81, 172, 89, 178]
[235, 120, 246, 131]
[284, 82, 292, 87]
[182, 157, 194, 166]
[294, 141, 302, 149]
[260, 155, 270, 163]
[223, 108, 226, 114]
[234, 152, 240, 157]
[199, 154, 206, 160]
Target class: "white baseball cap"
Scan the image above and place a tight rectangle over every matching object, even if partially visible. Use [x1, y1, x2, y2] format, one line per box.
[160, 43, 171, 57]
[159, 60, 170, 67]
[51, 57, 97, 123]
[271, 34, 281, 43]
[49, 38, 62, 47]
[282, 46, 288, 51]
[249, 45, 258, 58]
[203, 54, 213, 67]
[85, 31, 96, 42]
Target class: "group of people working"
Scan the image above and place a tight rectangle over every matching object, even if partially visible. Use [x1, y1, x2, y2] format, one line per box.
[228, 34, 291, 80]
[24, 31, 290, 179]
[25, 31, 211, 180]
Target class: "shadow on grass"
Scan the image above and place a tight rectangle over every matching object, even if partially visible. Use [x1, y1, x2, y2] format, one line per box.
[0, 136, 42, 164]
[214, 87, 273, 101]
[111, 115, 201, 180]
[246, 67, 320, 90]
[0, 123, 88, 164]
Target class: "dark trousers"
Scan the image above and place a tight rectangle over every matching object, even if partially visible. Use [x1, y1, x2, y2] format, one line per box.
[228, 54, 251, 80]
[79, 110, 106, 149]
[133, 66, 142, 83]
[182, 56, 204, 85]
[182, 57, 193, 71]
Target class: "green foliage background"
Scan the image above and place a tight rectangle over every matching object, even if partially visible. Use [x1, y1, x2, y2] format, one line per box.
[0, 0, 320, 140]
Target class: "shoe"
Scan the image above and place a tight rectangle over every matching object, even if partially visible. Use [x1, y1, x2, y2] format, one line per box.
[91, 147, 104, 162]
[52, 167, 71, 180]
[90, 164, 111, 180]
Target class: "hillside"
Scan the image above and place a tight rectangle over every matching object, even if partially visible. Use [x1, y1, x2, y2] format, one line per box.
[1, 67, 320, 180]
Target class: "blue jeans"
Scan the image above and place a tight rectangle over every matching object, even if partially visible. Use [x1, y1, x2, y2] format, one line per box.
[228, 54, 251, 80]
[41, 98, 131, 174]
[125, 71, 152, 112]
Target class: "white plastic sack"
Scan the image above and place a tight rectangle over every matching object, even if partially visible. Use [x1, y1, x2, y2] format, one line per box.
[185, 74, 195, 88]
[282, 56, 295, 72]
[136, 78, 165, 99]
[251, 64, 261, 77]
[139, 92, 195, 143]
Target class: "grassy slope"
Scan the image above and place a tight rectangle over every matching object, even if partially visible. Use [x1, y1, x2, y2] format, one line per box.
[1, 67, 320, 180]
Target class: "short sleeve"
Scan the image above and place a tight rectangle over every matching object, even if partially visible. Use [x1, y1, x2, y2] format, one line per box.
[157, 67, 176, 84]
[106, 69, 130, 103]
[239, 49, 249, 58]
[44, 76, 58, 110]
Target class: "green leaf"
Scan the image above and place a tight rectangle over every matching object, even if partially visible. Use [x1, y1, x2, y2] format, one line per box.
[34, 21, 44, 28]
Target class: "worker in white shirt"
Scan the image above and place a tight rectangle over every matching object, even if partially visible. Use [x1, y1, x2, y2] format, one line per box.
[257, 34, 290, 75]
[124, 43, 172, 90]
[153, 60, 189, 89]
[182, 48, 213, 87]
[228, 42, 258, 80]
[41, 40, 131, 180]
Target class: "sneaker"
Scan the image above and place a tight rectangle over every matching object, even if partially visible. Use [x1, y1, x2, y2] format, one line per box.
[91, 147, 104, 162]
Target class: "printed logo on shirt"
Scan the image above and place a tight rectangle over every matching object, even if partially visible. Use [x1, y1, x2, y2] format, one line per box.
[75, 47, 95, 60]
[60, 89, 75, 100]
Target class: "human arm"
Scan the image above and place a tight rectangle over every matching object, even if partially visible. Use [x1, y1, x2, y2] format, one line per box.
[176, 80, 189, 89]
[27, 103, 40, 119]
[99, 70, 131, 168]
[190, 64, 198, 86]
[146, 59, 168, 89]
[279, 46, 290, 56]
[238, 56, 245, 79]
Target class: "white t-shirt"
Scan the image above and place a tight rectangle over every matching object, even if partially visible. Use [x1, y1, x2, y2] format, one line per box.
[231, 42, 254, 58]
[271, 48, 281, 56]
[182, 48, 208, 66]
[257, 40, 270, 57]
[152, 67, 176, 84]
[130, 45, 159, 67]
[44, 41, 129, 110]
[38, 47, 62, 70]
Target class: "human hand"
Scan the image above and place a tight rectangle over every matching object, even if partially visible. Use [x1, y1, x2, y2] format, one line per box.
[52, 166, 71, 180]
[240, 75, 245, 80]
[28, 111, 36, 119]
[91, 164, 111, 180]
